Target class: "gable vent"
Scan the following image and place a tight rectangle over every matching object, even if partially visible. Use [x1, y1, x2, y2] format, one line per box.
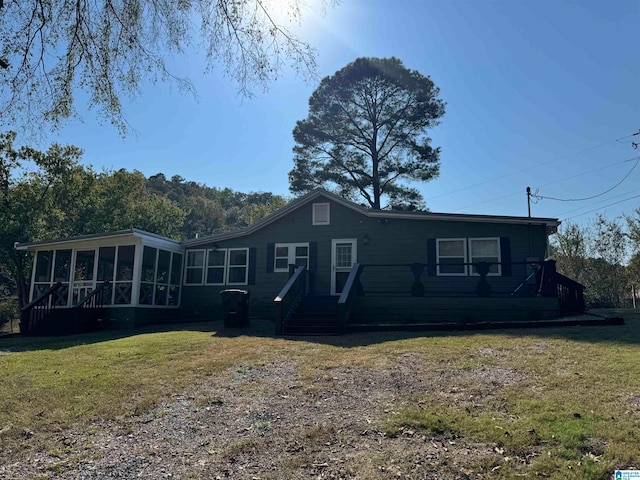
[312, 203, 330, 225]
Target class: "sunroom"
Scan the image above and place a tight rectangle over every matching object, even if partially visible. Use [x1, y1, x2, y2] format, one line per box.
[15, 229, 184, 333]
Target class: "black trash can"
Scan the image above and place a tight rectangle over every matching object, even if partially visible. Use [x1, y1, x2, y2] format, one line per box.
[220, 289, 250, 327]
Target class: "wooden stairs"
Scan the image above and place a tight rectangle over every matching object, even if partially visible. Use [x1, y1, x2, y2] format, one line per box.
[282, 295, 340, 335]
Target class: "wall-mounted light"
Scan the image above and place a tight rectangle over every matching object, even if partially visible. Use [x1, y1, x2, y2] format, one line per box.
[362, 234, 370, 245]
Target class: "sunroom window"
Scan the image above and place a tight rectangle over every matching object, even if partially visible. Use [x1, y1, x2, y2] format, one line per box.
[140, 246, 183, 306]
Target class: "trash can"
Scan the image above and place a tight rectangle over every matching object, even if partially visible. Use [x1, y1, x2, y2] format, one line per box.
[220, 289, 250, 327]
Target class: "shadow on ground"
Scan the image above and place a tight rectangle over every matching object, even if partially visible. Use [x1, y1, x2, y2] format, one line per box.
[1, 309, 638, 352]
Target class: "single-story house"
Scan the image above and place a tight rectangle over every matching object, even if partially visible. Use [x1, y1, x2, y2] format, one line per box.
[15, 189, 584, 335]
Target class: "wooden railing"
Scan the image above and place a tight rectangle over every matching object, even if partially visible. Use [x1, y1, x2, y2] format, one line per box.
[274, 266, 307, 334]
[556, 272, 585, 314]
[19, 282, 63, 335]
[357, 261, 537, 297]
[70, 280, 111, 331]
[337, 263, 362, 334]
[73, 280, 110, 309]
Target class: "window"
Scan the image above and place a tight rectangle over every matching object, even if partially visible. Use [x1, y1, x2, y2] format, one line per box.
[469, 238, 501, 276]
[274, 243, 309, 272]
[139, 246, 157, 305]
[312, 203, 330, 225]
[114, 246, 135, 305]
[185, 248, 250, 286]
[140, 247, 183, 306]
[33, 250, 54, 299]
[31, 249, 72, 305]
[206, 250, 226, 285]
[227, 248, 249, 285]
[185, 250, 205, 285]
[168, 253, 183, 306]
[436, 239, 467, 276]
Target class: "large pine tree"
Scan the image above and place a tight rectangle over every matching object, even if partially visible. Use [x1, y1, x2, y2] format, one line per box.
[289, 57, 445, 210]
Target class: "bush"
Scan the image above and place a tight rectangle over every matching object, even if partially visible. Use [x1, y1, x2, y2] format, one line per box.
[0, 296, 19, 330]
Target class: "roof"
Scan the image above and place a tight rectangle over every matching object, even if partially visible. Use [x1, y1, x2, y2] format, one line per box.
[183, 189, 560, 247]
[14, 190, 561, 251]
[14, 228, 181, 251]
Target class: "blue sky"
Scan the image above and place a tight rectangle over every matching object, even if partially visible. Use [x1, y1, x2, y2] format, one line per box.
[39, 0, 640, 224]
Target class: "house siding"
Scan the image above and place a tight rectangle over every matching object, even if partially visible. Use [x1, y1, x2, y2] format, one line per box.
[181, 195, 551, 320]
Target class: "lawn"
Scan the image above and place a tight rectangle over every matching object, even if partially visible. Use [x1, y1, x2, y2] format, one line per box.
[1, 310, 639, 479]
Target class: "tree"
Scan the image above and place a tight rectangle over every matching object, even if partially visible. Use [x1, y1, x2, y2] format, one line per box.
[550, 221, 589, 284]
[0, 0, 334, 135]
[0, 131, 84, 307]
[551, 216, 633, 308]
[289, 57, 445, 210]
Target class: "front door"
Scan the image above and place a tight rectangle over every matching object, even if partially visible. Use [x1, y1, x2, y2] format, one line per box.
[71, 249, 97, 304]
[331, 239, 357, 295]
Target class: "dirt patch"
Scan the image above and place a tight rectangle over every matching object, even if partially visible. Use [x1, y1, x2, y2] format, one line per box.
[1, 356, 513, 479]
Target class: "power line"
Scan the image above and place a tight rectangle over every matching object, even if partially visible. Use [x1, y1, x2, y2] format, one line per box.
[563, 192, 640, 221]
[532, 157, 640, 202]
[425, 129, 640, 202]
[557, 187, 640, 218]
[451, 154, 640, 213]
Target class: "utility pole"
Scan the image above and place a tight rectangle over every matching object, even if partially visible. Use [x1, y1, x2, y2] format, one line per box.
[526, 186, 532, 218]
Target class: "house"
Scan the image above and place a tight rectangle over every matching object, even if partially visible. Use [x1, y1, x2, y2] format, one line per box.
[15, 189, 584, 335]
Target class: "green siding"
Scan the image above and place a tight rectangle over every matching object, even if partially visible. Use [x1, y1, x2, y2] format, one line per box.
[181, 195, 551, 319]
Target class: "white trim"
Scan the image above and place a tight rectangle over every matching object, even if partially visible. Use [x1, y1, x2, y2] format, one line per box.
[436, 238, 468, 277]
[468, 237, 502, 277]
[273, 242, 310, 272]
[184, 249, 206, 285]
[205, 248, 226, 286]
[184, 247, 249, 286]
[226, 247, 249, 286]
[331, 239, 357, 295]
[312, 202, 330, 225]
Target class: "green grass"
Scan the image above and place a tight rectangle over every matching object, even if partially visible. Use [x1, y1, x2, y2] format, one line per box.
[1, 310, 640, 479]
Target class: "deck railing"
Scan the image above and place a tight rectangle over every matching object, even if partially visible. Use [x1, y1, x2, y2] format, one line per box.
[556, 273, 585, 314]
[71, 280, 111, 331]
[19, 282, 64, 334]
[350, 259, 584, 303]
[274, 266, 307, 334]
[337, 263, 362, 334]
[73, 280, 111, 309]
[358, 260, 538, 297]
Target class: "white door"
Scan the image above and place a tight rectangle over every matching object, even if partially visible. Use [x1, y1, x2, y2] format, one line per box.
[71, 249, 97, 304]
[331, 239, 357, 295]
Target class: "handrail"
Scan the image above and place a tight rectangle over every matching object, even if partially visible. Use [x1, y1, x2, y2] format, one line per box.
[274, 266, 307, 334]
[72, 280, 111, 309]
[274, 266, 306, 302]
[337, 263, 362, 334]
[338, 263, 362, 305]
[511, 264, 542, 296]
[19, 282, 64, 335]
[20, 282, 63, 312]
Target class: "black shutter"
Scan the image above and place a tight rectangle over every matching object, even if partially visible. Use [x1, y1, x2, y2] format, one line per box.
[500, 237, 512, 277]
[427, 238, 437, 276]
[309, 242, 318, 272]
[266, 243, 274, 273]
[248, 248, 257, 284]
